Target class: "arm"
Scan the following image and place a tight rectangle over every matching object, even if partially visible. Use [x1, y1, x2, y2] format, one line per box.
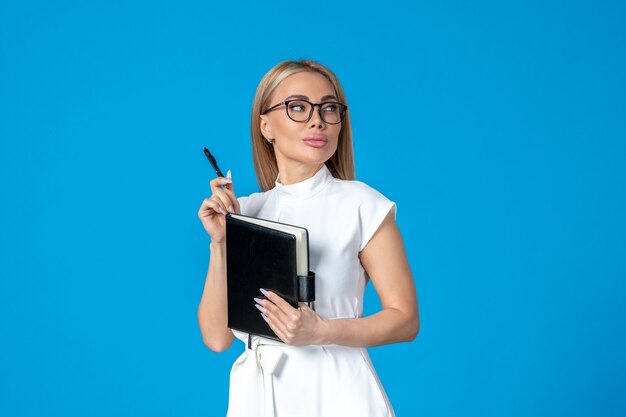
[196, 176, 240, 352]
[197, 242, 235, 352]
[322, 211, 419, 346]
[257, 210, 419, 348]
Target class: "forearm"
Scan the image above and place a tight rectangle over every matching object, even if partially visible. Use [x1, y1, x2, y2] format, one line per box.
[197, 242, 234, 352]
[320, 307, 419, 348]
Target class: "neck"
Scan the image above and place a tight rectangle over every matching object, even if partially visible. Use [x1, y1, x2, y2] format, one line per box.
[277, 162, 325, 185]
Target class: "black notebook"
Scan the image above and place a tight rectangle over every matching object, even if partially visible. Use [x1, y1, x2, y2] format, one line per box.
[225, 213, 315, 342]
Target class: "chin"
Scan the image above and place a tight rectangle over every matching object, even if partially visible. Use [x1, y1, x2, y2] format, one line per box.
[276, 143, 337, 167]
[302, 144, 336, 160]
[300, 150, 334, 165]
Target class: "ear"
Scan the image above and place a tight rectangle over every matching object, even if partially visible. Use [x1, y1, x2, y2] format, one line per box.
[259, 115, 273, 140]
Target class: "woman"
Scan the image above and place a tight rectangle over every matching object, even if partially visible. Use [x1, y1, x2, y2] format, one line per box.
[197, 60, 419, 417]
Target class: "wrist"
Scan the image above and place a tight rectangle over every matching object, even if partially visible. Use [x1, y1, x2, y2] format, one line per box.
[317, 317, 335, 345]
[210, 241, 226, 250]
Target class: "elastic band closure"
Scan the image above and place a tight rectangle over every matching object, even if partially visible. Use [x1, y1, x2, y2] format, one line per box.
[298, 271, 315, 302]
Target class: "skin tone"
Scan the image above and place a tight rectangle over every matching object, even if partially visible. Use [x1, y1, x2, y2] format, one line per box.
[197, 72, 419, 351]
[259, 72, 342, 185]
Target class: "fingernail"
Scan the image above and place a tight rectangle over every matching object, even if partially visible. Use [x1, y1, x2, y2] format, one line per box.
[255, 303, 266, 314]
[226, 169, 232, 179]
[260, 313, 269, 323]
[254, 297, 265, 305]
[229, 205, 234, 213]
[260, 288, 270, 297]
[223, 178, 232, 184]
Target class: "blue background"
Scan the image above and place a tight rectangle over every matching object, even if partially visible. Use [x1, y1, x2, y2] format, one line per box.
[1, 1, 625, 416]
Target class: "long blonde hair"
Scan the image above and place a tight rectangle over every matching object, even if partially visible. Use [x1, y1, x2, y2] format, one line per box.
[250, 60, 355, 191]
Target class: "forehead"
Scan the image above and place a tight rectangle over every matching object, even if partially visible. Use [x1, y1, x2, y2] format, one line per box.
[273, 72, 336, 99]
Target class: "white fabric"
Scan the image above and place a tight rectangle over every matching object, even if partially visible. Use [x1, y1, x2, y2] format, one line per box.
[226, 164, 397, 417]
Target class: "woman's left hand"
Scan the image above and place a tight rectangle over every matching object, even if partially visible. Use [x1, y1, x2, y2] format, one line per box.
[255, 289, 327, 346]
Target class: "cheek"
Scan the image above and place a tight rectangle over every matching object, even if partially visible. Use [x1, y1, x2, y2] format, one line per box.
[330, 127, 342, 145]
[272, 120, 301, 140]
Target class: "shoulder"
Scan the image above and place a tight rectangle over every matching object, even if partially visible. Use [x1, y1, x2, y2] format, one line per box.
[329, 177, 393, 206]
[329, 178, 397, 251]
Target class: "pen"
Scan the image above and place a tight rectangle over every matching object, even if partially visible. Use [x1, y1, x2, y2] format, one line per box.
[204, 147, 225, 177]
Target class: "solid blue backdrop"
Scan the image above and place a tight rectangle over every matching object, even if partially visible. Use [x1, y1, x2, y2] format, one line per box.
[1, 1, 625, 416]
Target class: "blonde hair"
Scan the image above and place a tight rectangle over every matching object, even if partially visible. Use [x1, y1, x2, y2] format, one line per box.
[250, 60, 355, 191]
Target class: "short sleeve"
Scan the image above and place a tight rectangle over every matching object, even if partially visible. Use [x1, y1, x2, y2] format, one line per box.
[358, 190, 397, 252]
[235, 191, 268, 218]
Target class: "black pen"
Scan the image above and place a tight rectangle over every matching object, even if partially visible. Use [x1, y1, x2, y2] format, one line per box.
[204, 147, 225, 177]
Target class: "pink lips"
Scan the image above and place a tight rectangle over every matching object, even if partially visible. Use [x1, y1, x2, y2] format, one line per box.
[303, 134, 328, 148]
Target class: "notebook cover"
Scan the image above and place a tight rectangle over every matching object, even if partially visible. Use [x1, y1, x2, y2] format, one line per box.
[225, 214, 300, 342]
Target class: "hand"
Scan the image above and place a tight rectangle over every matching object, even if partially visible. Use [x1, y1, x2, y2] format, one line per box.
[197, 174, 239, 243]
[255, 289, 328, 346]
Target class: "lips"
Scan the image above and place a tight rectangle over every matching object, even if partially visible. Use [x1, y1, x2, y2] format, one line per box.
[303, 134, 328, 148]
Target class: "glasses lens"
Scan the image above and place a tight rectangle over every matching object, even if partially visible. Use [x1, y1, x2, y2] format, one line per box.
[286, 101, 312, 122]
[320, 102, 344, 124]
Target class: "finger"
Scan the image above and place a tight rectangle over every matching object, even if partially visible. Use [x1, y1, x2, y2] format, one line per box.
[255, 298, 290, 337]
[209, 176, 233, 194]
[261, 297, 294, 332]
[206, 196, 228, 215]
[201, 197, 227, 216]
[261, 301, 302, 344]
[262, 312, 290, 343]
[261, 289, 300, 319]
[212, 188, 234, 213]
[210, 171, 239, 212]
[200, 199, 224, 216]
[218, 188, 238, 214]
[210, 196, 229, 215]
[221, 186, 241, 213]
[200, 198, 219, 214]
[256, 294, 294, 335]
[297, 302, 311, 313]
[262, 305, 294, 343]
[224, 169, 233, 191]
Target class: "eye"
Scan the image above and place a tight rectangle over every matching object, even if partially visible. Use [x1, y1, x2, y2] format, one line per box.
[322, 103, 339, 113]
[288, 101, 308, 112]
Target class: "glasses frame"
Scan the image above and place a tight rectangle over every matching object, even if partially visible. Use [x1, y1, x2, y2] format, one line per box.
[262, 99, 348, 125]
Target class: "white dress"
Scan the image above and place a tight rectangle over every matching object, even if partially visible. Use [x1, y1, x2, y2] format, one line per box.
[226, 164, 397, 417]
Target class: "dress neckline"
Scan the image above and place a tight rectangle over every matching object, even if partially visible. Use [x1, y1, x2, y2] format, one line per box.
[273, 164, 334, 200]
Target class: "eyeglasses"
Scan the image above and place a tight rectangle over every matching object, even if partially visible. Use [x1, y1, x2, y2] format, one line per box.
[262, 99, 348, 124]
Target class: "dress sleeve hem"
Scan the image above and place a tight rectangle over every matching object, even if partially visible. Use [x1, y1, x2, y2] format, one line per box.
[358, 201, 397, 252]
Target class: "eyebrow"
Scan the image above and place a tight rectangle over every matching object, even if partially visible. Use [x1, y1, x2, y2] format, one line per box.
[285, 94, 309, 101]
[285, 94, 339, 102]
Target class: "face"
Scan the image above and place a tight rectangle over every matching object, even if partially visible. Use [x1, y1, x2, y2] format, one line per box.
[260, 71, 342, 173]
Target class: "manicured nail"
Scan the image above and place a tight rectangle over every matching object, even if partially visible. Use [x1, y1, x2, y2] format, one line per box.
[223, 178, 232, 184]
[260, 313, 269, 323]
[254, 297, 264, 305]
[226, 169, 232, 179]
[260, 288, 270, 297]
[255, 303, 266, 314]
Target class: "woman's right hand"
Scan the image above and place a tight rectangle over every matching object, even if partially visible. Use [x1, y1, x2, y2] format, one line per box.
[197, 174, 240, 243]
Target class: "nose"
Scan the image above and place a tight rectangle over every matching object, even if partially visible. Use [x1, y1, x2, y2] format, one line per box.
[308, 104, 326, 128]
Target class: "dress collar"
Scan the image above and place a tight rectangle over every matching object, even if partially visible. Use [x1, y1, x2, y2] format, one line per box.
[273, 164, 334, 200]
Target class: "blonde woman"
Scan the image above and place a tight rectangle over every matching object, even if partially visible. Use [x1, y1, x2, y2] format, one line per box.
[198, 60, 419, 417]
